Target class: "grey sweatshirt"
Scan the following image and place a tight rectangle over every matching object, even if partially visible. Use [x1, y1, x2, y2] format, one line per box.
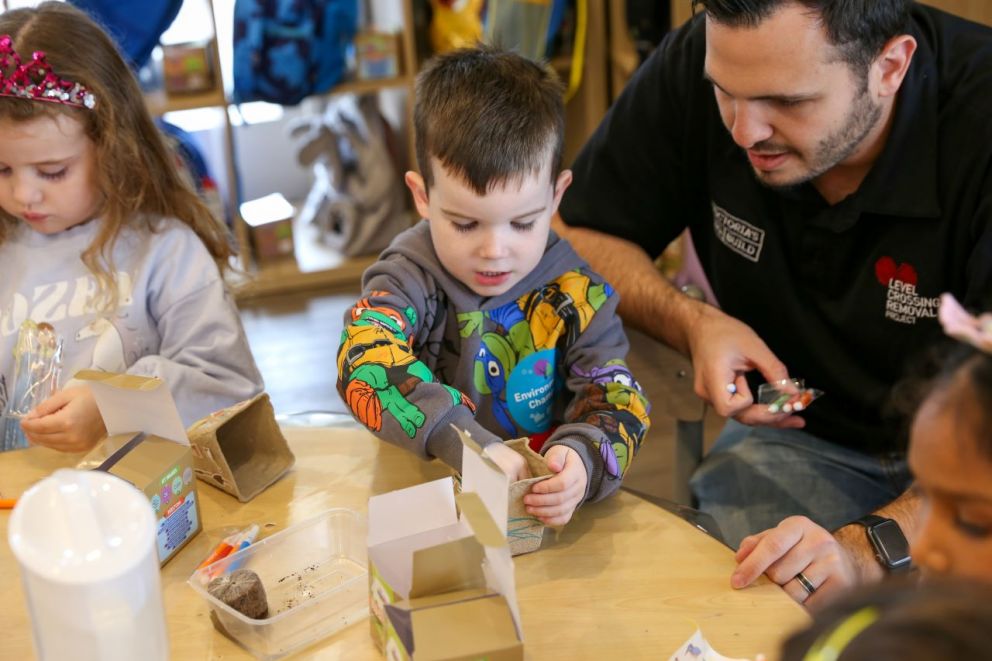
[0, 217, 264, 437]
[337, 221, 650, 502]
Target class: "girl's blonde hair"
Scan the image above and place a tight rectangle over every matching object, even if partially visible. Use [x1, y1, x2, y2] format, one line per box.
[0, 2, 232, 308]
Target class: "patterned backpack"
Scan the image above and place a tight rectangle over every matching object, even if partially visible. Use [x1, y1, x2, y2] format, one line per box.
[233, 0, 359, 105]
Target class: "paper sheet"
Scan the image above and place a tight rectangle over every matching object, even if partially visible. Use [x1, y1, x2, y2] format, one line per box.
[669, 629, 761, 661]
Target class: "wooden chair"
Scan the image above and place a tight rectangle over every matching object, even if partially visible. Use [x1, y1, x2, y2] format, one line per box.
[624, 327, 706, 506]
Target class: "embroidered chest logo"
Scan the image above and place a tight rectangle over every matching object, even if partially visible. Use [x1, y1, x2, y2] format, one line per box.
[875, 256, 940, 325]
[712, 203, 765, 263]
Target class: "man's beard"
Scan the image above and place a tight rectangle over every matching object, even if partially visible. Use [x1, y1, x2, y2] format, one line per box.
[753, 87, 883, 190]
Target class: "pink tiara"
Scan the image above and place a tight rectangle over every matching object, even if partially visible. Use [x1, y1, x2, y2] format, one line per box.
[0, 35, 96, 109]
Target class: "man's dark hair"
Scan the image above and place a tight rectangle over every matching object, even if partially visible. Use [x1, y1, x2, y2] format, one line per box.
[413, 45, 565, 194]
[692, 0, 912, 73]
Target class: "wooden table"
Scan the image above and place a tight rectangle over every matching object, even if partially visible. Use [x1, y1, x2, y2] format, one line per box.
[0, 423, 808, 660]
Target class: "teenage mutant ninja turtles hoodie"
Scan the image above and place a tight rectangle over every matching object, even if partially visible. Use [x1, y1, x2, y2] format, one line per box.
[336, 220, 650, 503]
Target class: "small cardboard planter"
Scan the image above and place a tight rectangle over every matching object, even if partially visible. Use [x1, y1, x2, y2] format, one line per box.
[368, 429, 523, 660]
[75, 371, 202, 566]
[502, 438, 553, 556]
[186, 393, 295, 502]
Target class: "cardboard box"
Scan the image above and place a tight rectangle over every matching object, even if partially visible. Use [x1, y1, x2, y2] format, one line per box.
[75, 371, 202, 566]
[187, 393, 295, 502]
[355, 31, 402, 80]
[162, 40, 216, 94]
[241, 193, 295, 265]
[368, 430, 523, 660]
[502, 438, 553, 556]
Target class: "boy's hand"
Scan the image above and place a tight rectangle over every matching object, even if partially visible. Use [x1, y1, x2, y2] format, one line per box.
[20, 386, 107, 453]
[483, 442, 532, 482]
[524, 445, 588, 526]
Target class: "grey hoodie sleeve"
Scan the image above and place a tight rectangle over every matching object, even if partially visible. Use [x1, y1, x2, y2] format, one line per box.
[542, 287, 651, 503]
[130, 278, 264, 427]
[125, 226, 264, 427]
[337, 256, 500, 469]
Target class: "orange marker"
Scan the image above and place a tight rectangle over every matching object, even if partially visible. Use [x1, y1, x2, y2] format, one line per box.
[792, 390, 816, 411]
[0, 498, 17, 509]
[207, 524, 260, 579]
[196, 531, 242, 570]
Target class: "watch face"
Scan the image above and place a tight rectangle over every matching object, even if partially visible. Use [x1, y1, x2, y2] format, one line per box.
[871, 520, 911, 567]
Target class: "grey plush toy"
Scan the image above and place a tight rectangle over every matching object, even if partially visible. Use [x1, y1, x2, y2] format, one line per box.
[289, 94, 408, 257]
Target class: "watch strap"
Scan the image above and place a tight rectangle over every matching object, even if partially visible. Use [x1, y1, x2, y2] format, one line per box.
[855, 514, 888, 528]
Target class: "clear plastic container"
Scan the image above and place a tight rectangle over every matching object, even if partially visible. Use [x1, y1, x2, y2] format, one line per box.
[188, 509, 368, 660]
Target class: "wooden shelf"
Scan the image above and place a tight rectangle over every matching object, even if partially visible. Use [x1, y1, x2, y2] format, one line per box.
[144, 87, 228, 115]
[231, 207, 418, 301]
[232, 254, 377, 300]
[145, 75, 413, 116]
[146, 1, 420, 301]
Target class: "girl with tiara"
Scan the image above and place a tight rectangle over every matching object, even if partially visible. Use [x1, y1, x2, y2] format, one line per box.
[0, 2, 263, 452]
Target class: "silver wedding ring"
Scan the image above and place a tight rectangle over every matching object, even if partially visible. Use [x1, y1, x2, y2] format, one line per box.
[796, 571, 817, 595]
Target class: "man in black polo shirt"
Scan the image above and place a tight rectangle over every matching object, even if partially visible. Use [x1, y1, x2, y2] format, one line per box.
[555, 0, 992, 607]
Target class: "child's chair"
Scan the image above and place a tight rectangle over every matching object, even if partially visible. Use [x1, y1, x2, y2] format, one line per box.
[624, 326, 706, 507]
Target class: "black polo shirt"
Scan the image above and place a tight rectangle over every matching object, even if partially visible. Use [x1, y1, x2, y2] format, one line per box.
[560, 5, 992, 455]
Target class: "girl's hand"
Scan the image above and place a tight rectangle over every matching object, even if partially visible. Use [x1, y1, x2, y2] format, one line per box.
[524, 445, 588, 526]
[20, 386, 107, 453]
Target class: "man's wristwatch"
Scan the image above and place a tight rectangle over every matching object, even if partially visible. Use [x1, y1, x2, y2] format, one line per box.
[855, 515, 912, 573]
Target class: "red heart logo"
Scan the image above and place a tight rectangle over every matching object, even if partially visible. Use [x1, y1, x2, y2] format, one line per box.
[874, 257, 918, 286]
[875, 257, 895, 285]
[894, 263, 918, 286]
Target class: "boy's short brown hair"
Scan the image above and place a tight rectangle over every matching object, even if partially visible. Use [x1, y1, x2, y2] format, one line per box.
[414, 45, 565, 194]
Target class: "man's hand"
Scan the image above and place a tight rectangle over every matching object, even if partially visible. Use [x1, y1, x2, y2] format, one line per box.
[483, 442, 532, 482]
[20, 386, 107, 453]
[524, 445, 588, 526]
[731, 516, 862, 610]
[687, 306, 805, 429]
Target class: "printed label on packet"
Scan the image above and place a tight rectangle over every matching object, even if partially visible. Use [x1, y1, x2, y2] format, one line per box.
[157, 491, 198, 558]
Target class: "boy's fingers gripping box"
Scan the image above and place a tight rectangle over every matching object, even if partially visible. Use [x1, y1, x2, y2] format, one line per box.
[500, 438, 553, 556]
[74, 370, 201, 565]
[367, 430, 523, 660]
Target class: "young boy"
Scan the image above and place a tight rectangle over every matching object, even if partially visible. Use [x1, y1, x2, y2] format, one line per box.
[336, 46, 649, 526]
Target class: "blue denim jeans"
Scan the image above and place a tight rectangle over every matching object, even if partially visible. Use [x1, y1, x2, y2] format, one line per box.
[689, 420, 912, 549]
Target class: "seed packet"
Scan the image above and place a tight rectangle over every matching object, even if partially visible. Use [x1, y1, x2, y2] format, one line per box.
[2, 321, 63, 451]
[669, 628, 762, 661]
[756, 378, 823, 414]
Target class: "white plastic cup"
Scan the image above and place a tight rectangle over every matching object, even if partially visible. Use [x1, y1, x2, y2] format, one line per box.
[8, 469, 168, 661]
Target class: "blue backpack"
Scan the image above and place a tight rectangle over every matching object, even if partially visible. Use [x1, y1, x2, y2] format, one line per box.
[69, 0, 183, 69]
[233, 0, 359, 106]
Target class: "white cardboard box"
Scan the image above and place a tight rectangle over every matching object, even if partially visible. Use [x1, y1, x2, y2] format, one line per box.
[367, 429, 523, 660]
